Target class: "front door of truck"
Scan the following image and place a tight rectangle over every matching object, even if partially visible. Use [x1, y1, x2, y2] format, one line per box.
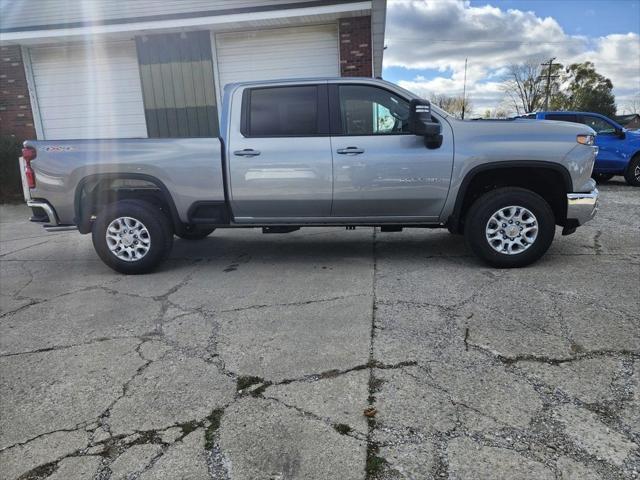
[329, 84, 454, 219]
[227, 84, 333, 221]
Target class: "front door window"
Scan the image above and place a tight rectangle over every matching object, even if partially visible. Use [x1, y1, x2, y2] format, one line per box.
[580, 116, 616, 135]
[338, 85, 410, 135]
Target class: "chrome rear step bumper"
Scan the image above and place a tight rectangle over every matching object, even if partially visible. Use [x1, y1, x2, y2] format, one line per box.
[26, 200, 77, 232]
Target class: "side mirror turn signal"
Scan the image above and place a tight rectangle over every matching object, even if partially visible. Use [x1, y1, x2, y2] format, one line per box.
[408, 99, 443, 149]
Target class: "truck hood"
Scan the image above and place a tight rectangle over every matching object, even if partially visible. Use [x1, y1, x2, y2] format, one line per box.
[450, 117, 595, 142]
[446, 116, 597, 193]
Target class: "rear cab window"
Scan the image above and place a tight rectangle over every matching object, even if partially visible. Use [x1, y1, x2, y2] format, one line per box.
[241, 85, 328, 137]
[544, 114, 579, 123]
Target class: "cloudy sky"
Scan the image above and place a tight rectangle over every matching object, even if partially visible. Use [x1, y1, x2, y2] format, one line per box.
[382, 0, 640, 115]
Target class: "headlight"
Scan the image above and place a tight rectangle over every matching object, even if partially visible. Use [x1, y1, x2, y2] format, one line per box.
[576, 134, 595, 146]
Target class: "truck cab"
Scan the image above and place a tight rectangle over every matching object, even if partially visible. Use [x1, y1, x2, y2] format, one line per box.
[529, 111, 640, 186]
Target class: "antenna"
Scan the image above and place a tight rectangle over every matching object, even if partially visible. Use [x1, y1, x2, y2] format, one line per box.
[462, 57, 468, 120]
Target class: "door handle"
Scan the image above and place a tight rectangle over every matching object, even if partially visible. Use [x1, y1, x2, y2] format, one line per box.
[233, 149, 261, 157]
[337, 147, 364, 155]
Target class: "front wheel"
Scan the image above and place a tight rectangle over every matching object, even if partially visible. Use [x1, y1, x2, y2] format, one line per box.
[624, 155, 640, 187]
[464, 188, 555, 268]
[92, 199, 173, 274]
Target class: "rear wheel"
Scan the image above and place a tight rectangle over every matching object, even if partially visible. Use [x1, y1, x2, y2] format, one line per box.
[92, 199, 173, 274]
[624, 155, 640, 187]
[464, 187, 555, 268]
[176, 226, 215, 240]
[592, 173, 614, 184]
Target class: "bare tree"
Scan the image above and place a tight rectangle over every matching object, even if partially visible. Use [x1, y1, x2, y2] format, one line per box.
[482, 107, 510, 119]
[430, 93, 473, 119]
[501, 59, 549, 114]
[621, 94, 640, 114]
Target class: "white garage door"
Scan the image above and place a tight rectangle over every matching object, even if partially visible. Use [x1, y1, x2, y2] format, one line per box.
[216, 24, 339, 89]
[29, 40, 147, 139]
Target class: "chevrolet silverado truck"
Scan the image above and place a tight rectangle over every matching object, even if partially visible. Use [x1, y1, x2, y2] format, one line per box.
[523, 111, 640, 186]
[19, 78, 599, 274]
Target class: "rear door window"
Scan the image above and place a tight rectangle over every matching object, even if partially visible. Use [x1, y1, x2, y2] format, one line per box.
[243, 86, 320, 137]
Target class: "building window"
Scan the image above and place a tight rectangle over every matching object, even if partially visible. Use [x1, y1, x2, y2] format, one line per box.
[136, 31, 218, 138]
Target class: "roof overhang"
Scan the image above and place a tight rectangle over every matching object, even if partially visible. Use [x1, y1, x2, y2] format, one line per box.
[1, 1, 372, 42]
[1, 0, 386, 77]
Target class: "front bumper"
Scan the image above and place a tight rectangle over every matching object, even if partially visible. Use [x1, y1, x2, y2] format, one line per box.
[566, 188, 599, 226]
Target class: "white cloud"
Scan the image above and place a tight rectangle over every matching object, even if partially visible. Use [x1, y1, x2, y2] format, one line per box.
[575, 33, 640, 93]
[384, 0, 640, 114]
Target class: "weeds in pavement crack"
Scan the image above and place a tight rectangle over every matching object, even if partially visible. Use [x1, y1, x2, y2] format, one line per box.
[16, 461, 58, 480]
[334, 423, 352, 435]
[365, 228, 391, 479]
[204, 409, 224, 450]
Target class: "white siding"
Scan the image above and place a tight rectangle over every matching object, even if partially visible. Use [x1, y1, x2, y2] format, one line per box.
[1, 0, 317, 30]
[216, 24, 339, 88]
[29, 40, 147, 139]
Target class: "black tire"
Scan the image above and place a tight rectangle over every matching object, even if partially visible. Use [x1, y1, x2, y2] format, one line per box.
[92, 199, 173, 274]
[464, 187, 555, 268]
[592, 173, 614, 184]
[624, 154, 640, 187]
[176, 226, 215, 240]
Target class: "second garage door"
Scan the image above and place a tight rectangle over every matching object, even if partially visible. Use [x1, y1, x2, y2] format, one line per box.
[215, 24, 340, 89]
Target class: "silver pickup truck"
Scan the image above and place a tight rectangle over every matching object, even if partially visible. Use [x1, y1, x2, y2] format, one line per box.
[19, 77, 598, 274]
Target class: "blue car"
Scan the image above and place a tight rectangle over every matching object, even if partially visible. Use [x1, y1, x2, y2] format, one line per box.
[526, 111, 640, 186]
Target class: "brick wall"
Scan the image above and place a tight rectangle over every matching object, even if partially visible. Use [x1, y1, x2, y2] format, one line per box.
[0, 45, 36, 141]
[339, 16, 372, 77]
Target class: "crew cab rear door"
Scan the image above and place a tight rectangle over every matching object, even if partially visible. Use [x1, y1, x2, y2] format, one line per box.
[227, 83, 332, 220]
[328, 83, 454, 219]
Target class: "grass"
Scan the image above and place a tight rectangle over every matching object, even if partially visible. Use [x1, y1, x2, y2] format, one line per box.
[204, 408, 225, 450]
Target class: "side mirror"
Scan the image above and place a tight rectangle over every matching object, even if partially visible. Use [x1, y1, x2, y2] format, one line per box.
[409, 99, 443, 149]
[615, 128, 626, 139]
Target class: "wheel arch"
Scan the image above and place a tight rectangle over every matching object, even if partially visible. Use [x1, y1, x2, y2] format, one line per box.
[627, 150, 640, 169]
[624, 150, 640, 185]
[447, 161, 572, 234]
[74, 173, 183, 234]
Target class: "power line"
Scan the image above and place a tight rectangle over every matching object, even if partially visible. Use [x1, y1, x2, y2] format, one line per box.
[385, 38, 594, 45]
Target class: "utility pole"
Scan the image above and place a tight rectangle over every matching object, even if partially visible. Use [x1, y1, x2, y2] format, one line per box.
[541, 57, 559, 111]
[461, 57, 468, 119]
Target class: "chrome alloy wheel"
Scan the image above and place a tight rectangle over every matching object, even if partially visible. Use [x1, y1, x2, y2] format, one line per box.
[106, 216, 151, 262]
[485, 205, 538, 255]
[635, 164, 640, 182]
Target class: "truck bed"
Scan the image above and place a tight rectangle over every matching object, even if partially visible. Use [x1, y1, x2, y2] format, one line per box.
[23, 137, 224, 226]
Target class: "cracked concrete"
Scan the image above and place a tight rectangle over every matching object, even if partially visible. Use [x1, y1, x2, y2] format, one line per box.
[0, 182, 639, 479]
[108, 356, 235, 435]
[220, 397, 366, 479]
[447, 437, 555, 480]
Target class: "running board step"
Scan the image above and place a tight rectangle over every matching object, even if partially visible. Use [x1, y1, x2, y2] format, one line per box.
[262, 226, 300, 234]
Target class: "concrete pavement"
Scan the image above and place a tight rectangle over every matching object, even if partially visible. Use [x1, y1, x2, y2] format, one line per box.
[0, 181, 638, 479]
